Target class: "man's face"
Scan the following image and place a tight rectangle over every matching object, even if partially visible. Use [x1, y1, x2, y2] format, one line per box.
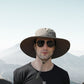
[34, 38, 55, 60]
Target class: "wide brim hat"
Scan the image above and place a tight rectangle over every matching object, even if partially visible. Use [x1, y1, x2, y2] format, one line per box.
[20, 28, 70, 59]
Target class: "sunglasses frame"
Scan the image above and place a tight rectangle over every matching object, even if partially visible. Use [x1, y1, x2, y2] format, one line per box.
[35, 39, 56, 48]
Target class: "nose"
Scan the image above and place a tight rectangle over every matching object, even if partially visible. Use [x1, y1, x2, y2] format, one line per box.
[43, 42, 48, 49]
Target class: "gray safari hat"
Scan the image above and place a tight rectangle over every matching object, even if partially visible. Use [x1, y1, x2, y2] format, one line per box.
[20, 28, 70, 59]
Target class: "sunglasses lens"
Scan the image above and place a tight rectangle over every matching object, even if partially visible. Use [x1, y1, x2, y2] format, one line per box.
[36, 40, 55, 47]
[37, 40, 44, 47]
[47, 41, 55, 47]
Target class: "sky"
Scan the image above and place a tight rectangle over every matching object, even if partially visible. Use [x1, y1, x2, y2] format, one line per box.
[0, 0, 84, 56]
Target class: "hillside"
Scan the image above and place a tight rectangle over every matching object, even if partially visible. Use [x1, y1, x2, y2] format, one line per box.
[0, 59, 20, 82]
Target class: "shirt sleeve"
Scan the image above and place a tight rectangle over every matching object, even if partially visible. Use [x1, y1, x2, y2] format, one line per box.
[63, 71, 70, 84]
[13, 69, 24, 84]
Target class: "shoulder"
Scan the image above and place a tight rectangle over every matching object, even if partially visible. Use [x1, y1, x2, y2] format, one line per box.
[53, 64, 70, 83]
[54, 64, 70, 84]
[53, 64, 69, 76]
[13, 63, 32, 84]
[14, 62, 32, 79]
[14, 63, 30, 73]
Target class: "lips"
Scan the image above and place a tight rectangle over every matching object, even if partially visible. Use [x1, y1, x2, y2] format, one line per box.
[42, 52, 48, 54]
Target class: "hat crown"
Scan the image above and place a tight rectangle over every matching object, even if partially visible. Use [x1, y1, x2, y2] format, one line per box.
[35, 28, 56, 38]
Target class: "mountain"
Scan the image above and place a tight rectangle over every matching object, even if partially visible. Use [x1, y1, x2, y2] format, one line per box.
[0, 44, 34, 65]
[0, 59, 20, 83]
[0, 59, 6, 65]
[0, 44, 84, 84]
[70, 81, 79, 84]
[0, 74, 3, 79]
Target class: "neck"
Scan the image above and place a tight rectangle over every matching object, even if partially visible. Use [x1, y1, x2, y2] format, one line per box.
[31, 57, 54, 72]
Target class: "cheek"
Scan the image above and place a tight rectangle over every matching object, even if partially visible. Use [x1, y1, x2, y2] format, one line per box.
[51, 47, 55, 53]
[35, 46, 41, 52]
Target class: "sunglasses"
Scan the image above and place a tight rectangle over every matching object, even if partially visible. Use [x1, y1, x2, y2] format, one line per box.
[36, 40, 55, 47]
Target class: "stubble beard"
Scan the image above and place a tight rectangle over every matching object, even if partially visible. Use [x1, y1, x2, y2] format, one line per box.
[37, 52, 53, 62]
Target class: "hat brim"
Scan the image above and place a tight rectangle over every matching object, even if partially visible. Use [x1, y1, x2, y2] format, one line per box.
[20, 36, 70, 59]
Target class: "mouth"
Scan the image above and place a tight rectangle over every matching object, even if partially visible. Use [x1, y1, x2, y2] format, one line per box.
[42, 52, 48, 54]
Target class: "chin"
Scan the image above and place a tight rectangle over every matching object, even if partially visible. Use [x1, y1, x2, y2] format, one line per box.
[40, 56, 51, 60]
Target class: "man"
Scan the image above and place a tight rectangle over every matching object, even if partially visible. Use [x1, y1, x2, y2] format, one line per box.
[14, 28, 70, 84]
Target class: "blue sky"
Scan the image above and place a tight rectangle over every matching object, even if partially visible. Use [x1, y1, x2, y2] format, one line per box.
[0, 0, 84, 56]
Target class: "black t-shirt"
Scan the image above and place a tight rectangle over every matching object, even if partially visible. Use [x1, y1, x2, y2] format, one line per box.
[14, 62, 70, 84]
